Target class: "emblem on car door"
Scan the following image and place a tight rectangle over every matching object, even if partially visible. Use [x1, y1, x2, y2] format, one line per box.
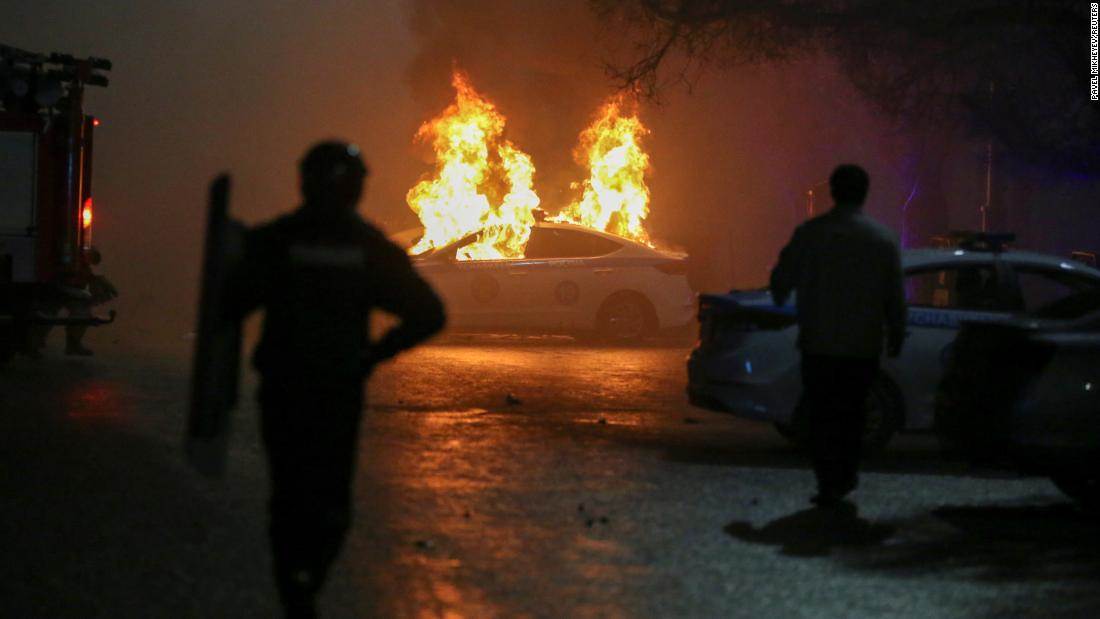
[471, 273, 500, 304]
[555, 280, 580, 305]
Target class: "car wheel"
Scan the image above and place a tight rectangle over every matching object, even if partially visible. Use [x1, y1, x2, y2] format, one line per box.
[774, 374, 903, 454]
[1050, 474, 1100, 511]
[596, 292, 656, 341]
[862, 376, 904, 453]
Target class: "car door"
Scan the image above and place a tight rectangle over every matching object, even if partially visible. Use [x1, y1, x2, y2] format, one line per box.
[522, 227, 624, 330]
[887, 261, 1012, 428]
[414, 235, 524, 330]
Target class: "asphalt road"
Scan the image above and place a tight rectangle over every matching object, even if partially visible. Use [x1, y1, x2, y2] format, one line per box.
[2, 336, 1098, 618]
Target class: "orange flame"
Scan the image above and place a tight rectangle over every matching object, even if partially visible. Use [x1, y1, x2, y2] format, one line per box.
[407, 72, 539, 260]
[552, 96, 651, 245]
[406, 73, 653, 259]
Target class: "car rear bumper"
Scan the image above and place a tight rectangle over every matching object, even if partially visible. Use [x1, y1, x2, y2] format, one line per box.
[686, 348, 797, 423]
[653, 284, 696, 330]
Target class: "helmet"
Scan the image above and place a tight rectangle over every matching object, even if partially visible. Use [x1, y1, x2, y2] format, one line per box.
[299, 140, 369, 207]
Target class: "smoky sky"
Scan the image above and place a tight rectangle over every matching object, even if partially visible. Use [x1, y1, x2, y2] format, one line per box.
[5, 0, 1086, 350]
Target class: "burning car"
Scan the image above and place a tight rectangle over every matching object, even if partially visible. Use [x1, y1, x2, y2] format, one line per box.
[397, 71, 688, 339]
[687, 235, 1100, 450]
[411, 219, 694, 339]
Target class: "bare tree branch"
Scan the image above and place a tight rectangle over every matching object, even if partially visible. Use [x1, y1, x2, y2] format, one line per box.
[596, 0, 1100, 172]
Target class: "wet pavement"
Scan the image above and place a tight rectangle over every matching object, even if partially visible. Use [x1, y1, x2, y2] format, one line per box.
[2, 336, 1098, 618]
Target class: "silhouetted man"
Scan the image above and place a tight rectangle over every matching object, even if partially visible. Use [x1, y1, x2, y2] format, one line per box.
[27, 247, 117, 357]
[227, 141, 445, 617]
[770, 164, 905, 506]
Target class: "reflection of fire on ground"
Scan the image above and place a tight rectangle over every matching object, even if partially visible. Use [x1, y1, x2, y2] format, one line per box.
[407, 70, 652, 260]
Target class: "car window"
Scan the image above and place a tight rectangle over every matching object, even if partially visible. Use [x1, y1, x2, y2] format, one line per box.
[1014, 266, 1100, 317]
[524, 228, 622, 259]
[905, 265, 999, 310]
[421, 232, 477, 261]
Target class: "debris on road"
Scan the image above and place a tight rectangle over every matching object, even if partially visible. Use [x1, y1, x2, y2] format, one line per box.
[583, 514, 611, 528]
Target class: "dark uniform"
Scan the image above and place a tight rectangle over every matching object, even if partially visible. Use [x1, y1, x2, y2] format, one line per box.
[770, 165, 905, 507]
[227, 142, 445, 617]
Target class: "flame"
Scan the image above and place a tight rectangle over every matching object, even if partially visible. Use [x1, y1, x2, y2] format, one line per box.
[552, 96, 651, 245]
[407, 71, 539, 260]
[406, 73, 653, 260]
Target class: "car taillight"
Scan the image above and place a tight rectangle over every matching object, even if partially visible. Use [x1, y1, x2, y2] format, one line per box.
[654, 259, 687, 275]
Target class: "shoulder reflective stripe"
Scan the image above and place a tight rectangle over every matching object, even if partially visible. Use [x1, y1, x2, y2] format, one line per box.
[289, 244, 365, 267]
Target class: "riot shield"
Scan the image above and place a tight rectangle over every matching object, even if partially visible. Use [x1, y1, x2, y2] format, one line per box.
[187, 174, 245, 477]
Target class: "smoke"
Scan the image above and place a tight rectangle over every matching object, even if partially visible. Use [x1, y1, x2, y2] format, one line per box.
[10, 1, 1085, 353]
[403, 0, 918, 289]
[404, 0, 616, 213]
[1, 1, 426, 352]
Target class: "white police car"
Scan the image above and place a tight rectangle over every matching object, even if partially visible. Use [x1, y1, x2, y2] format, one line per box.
[412, 221, 695, 339]
[687, 240, 1100, 449]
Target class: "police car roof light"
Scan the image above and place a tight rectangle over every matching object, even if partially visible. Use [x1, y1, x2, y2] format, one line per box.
[1071, 251, 1098, 267]
[948, 231, 1016, 253]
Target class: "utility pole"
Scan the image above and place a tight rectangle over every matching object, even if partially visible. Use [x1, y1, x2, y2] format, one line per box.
[981, 140, 992, 232]
[980, 80, 995, 232]
[805, 181, 828, 220]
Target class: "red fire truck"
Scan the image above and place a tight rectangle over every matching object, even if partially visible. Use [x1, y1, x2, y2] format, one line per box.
[0, 44, 115, 365]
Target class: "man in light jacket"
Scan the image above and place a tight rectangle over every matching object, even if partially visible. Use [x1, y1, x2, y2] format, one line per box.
[770, 164, 906, 506]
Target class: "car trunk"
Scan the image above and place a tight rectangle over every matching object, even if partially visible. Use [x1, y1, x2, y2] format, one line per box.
[696, 291, 796, 351]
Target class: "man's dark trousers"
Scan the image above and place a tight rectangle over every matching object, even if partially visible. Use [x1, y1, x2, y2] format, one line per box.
[259, 377, 364, 614]
[800, 354, 879, 495]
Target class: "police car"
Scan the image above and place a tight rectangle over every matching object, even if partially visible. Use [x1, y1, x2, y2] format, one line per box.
[937, 305, 1100, 508]
[411, 221, 695, 339]
[687, 237, 1100, 450]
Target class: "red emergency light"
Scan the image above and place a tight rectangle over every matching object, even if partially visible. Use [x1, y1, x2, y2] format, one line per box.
[82, 197, 93, 248]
